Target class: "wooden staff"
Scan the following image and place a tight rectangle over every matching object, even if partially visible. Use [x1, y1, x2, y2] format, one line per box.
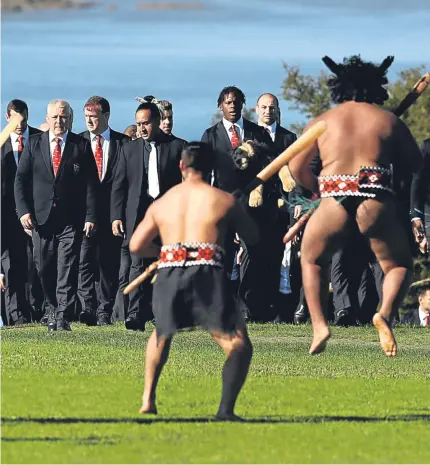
[0, 114, 24, 149]
[393, 72, 430, 117]
[123, 121, 328, 295]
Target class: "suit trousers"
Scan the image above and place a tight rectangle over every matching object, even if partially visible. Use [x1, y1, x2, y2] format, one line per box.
[1, 221, 30, 324]
[112, 242, 132, 321]
[77, 226, 122, 319]
[33, 216, 82, 321]
[127, 253, 155, 322]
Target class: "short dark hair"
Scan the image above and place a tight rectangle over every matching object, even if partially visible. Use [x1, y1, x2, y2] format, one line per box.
[418, 285, 430, 298]
[323, 55, 394, 105]
[6, 99, 28, 116]
[217, 86, 246, 107]
[135, 102, 161, 121]
[181, 142, 215, 176]
[84, 96, 110, 114]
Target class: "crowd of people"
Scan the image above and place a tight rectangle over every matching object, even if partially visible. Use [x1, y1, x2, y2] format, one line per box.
[1, 61, 429, 333]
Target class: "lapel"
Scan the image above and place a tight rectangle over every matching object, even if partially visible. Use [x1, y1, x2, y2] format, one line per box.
[3, 138, 16, 170]
[215, 121, 232, 152]
[40, 131, 55, 179]
[105, 131, 118, 182]
[135, 138, 145, 190]
[157, 134, 170, 182]
[243, 119, 254, 141]
[55, 132, 75, 181]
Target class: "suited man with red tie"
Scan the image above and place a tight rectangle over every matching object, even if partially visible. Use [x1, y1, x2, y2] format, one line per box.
[1, 99, 42, 325]
[14, 99, 99, 331]
[77, 96, 130, 326]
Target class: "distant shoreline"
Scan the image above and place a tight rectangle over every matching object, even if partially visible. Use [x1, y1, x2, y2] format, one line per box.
[2, 0, 96, 12]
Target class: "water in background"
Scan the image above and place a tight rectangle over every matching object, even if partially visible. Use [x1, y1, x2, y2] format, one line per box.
[2, 0, 429, 139]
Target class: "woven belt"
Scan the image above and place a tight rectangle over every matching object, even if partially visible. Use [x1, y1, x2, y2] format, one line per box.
[318, 166, 393, 198]
[158, 242, 225, 268]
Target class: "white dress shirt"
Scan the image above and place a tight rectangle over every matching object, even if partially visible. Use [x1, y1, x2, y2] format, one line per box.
[258, 121, 277, 142]
[418, 307, 430, 327]
[222, 117, 244, 144]
[10, 127, 29, 166]
[49, 130, 68, 160]
[148, 141, 160, 199]
[90, 127, 111, 181]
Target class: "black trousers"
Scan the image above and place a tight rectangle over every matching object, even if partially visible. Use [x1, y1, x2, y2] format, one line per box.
[127, 253, 154, 322]
[33, 219, 82, 321]
[25, 235, 44, 319]
[77, 226, 122, 319]
[1, 222, 30, 325]
[112, 242, 131, 321]
[331, 231, 380, 324]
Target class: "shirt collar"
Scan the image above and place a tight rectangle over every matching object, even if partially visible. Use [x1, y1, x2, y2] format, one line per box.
[223, 117, 244, 132]
[91, 127, 111, 142]
[49, 130, 68, 144]
[418, 307, 430, 324]
[258, 121, 277, 134]
[11, 127, 29, 142]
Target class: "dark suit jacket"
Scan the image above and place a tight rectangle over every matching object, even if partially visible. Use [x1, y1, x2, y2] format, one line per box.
[2, 126, 42, 252]
[14, 131, 99, 228]
[411, 139, 430, 222]
[110, 133, 186, 243]
[400, 308, 422, 326]
[80, 129, 130, 225]
[273, 124, 297, 156]
[201, 119, 272, 193]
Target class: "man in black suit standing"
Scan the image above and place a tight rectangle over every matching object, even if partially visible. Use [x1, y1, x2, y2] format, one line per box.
[401, 285, 430, 326]
[255, 93, 298, 321]
[14, 99, 99, 331]
[201, 86, 275, 321]
[1, 99, 43, 325]
[111, 101, 185, 330]
[411, 138, 430, 254]
[77, 96, 130, 326]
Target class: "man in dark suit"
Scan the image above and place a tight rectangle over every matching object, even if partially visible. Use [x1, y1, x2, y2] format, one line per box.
[111, 101, 185, 330]
[401, 285, 430, 326]
[14, 99, 99, 331]
[255, 93, 298, 321]
[411, 138, 430, 254]
[77, 96, 130, 326]
[201, 86, 275, 321]
[1, 99, 43, 325]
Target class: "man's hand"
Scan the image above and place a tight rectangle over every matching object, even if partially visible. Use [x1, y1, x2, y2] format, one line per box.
[294, 205, 302, 219]
[0, 274, 6, 292]
[112, 220, 124, 237]
[24, 228, 32, 237]
[83, 222, 96, 237]
[412, 218, 425, 243]
[20, 213, 34, 230]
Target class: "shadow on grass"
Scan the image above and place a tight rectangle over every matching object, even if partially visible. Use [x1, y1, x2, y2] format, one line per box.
[2, 435, 119, 445]
[2, 414, 429, 426]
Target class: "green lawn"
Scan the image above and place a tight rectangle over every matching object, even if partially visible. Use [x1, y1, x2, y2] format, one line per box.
[1, 323, 429, 464]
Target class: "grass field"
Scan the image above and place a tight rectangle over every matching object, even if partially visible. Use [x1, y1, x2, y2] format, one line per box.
[1, 323, 429, 464]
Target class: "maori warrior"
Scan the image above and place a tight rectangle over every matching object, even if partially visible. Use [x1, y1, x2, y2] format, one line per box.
[288, 55, 424, 356]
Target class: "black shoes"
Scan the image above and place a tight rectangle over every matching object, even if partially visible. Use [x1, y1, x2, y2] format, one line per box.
[47, 321, 57, 332]
[125, 317, 145, 331]
[293, 304, 308, 325]
[79, 311, 96, 326]
[97, 315, 112, 326]
[56, 320, 72, 331]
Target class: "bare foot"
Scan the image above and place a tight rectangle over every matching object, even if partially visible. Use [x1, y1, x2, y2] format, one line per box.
[372, 313, 397, 357]
[139, 397, 157, 414]
[309, 326, 331, 355]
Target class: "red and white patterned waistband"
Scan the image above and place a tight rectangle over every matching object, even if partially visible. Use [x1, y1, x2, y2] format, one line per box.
[158, 243, 225, 269]
[318, 166, 393, 199]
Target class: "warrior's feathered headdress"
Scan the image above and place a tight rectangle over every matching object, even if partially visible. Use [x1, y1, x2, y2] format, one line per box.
[322, 55, 394, 105]
[135, 95, 164, 116]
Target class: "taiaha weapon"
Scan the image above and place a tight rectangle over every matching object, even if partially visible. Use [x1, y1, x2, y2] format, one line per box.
[123, 121, 328, 295]
[0, 114, 24, 149]
[392, 72, 430, 117]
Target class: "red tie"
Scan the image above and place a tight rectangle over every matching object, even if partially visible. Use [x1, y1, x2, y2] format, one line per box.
[230, 124, 240, 149]
[95, 135, 103, 180]
[52, 138, 62, 176]
[425, 314, 430, 327]
[17, 135, 24, 161]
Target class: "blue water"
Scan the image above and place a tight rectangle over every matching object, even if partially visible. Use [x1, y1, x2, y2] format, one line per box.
[2, 0, 429, 140]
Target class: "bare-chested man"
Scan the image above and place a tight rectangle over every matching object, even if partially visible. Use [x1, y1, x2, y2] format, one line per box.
[288, 56, 423, 357]
[129, 141, 258, 420]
